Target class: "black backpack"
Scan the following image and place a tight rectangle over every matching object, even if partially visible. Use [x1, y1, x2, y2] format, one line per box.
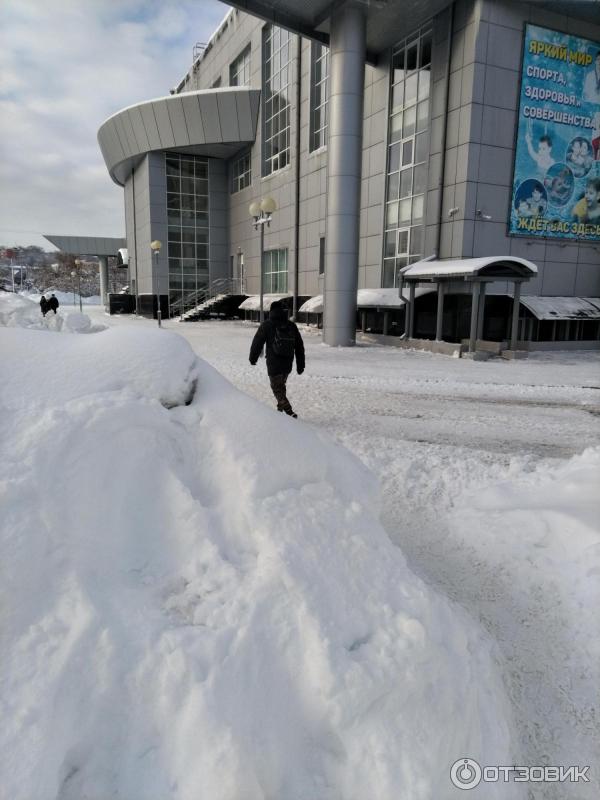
[271, 322, 296, 357]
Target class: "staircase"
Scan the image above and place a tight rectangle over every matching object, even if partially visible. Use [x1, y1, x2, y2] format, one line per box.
[172, 278, 247, 322]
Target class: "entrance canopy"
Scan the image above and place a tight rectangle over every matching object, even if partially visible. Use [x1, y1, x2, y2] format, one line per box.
[299, 287, 435, 314]
[401, 257, 538, 352]
[44, 235, 126, 257]
[519, 296, 600, 320]
[401, 256, 538, 282]
[239, 293, 292, 311]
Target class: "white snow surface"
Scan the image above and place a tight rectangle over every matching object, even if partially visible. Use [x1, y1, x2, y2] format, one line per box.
[82, 311, 600, 800]
[1, 310, 525, 799]
[25, 289, 102, 306]
[0, 293, 106, 334]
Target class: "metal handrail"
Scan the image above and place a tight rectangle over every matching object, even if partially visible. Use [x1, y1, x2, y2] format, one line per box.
[174, 277, 242, 320]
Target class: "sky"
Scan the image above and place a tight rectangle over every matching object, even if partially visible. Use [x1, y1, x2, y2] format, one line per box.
[0, 0, 227, 250]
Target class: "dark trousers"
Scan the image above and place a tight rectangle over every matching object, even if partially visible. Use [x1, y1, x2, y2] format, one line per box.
[269, 373, 293, 414]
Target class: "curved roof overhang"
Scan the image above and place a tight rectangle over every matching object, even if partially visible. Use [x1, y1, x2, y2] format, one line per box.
[98, 88, 261, 186]
[226, 1, 599, 60]
[402, 257, 538, 282]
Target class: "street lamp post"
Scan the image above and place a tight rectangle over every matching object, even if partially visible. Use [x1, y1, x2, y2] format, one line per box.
[70, 271, 76, 307]
[249, 197, 277, 323]
[150, 240, 163, 327]
[73, 260, 83, 312]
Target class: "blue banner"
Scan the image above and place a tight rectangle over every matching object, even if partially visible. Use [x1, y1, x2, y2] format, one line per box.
[509, 24, 600, 241]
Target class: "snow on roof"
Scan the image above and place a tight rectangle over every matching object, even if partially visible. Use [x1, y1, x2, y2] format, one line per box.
[519, 296, 600, 321]
[299, 295, 324, 313]
[402, 256, 538, 279]
[299, 287, 436, 314]
[238, 293, 291, 311]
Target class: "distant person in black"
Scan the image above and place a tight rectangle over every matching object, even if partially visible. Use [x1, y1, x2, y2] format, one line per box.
[249, 301, 305, 418]
[47, 294, 59, 314]
[39, 296, 48, 317]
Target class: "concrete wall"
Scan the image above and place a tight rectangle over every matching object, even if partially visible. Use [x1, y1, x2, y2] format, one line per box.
[437, 0, 600, 295]
[208, 158, 229, 283]
[124, 153, 168, 295]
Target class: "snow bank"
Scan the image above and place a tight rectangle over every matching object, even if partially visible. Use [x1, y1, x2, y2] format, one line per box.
[447, 450, 600, 791]
[0, 293, 105, 334]
[1, 323, 522, 799]
[24, 289, 101, 305]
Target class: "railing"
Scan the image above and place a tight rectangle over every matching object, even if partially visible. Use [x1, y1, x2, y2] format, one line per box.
[171, 277, 242, 319]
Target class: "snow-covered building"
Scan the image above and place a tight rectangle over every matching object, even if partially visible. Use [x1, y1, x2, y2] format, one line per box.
[98, 0, 600, 349]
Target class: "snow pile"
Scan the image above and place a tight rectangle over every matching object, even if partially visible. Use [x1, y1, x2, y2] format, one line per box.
[0, 293, 105, 334]
[1, 324, 522, 799]
[447, 450, 600, 791]
[24, 289, 101, 305]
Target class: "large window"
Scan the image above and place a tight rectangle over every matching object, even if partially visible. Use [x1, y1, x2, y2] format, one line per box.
[383, 27, 432, 288]
[231, 151, 251, 193]
[262, 25, 291, 176]
[263, 248, 288, 293]
[166, 153, 209, 306]
[310, 42, 329, 152]
[230, 44, 251, 86]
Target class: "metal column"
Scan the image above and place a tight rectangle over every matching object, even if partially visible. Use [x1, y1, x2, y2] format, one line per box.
[510, 281, 521, 350]
[323, 4, 366, 346]
[476, 282, 486, 341]
[408, 282, 416, 338]
[98, 256, 109, 306]
[469, 282, 480, 352]
[435, 283, 444, 341]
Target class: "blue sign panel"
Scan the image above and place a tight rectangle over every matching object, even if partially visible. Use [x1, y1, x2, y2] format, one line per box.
[509, 24, 600, 241]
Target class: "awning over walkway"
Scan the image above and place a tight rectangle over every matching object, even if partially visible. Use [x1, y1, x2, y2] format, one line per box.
[239, 293, 292, 311]
[299, 288, 435, 314]
[519, 296, 600, 320]
[401, 256, 538, 281]
[44, 235, 126, 256]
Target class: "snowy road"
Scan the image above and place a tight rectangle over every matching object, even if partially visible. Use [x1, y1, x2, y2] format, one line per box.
[88, 309, 600, 798]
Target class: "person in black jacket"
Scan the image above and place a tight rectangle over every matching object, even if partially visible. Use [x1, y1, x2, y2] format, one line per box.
[47, 294, 59, 314]
[249, 301, 305, 418]
[39, 296, 48, 317]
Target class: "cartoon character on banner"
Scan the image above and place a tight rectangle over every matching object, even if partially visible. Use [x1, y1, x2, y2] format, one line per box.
[525, 118, 555, 172]
[544, 163, 575, 207]
[592, 112, 600, 162]
[572, 176, 600, 224]
[567, 137, 594, 178]
[515, 179, 547, 218]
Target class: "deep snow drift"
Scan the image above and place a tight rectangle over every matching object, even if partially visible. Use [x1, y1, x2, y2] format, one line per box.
[1, 319, 522, 799]
[91, 312, 600, 800]
[0, 292, 106, 334]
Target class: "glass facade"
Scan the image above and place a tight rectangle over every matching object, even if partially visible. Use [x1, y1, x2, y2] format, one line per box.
[166, 152, 210, 306]
[231, 150, 251, 193]
[383, 27, 432, 288]
[263, 248, 288, 293]
[230, 44, 251, 86]
[262, 25, 291, 176]
[309, 42, 329, 152]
